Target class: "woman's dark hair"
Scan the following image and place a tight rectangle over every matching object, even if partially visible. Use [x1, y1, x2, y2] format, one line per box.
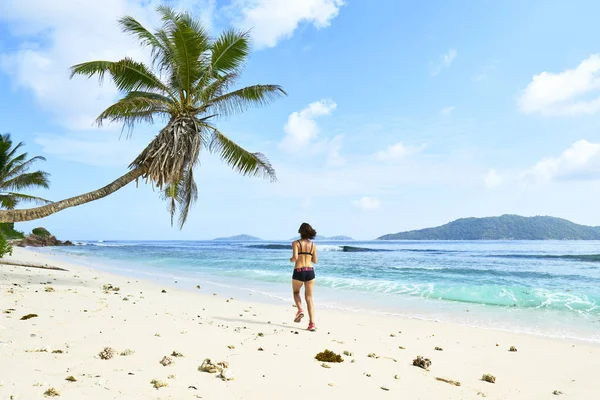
[298, 222, 317, 240]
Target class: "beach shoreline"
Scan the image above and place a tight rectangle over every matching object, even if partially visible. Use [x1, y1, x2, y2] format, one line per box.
[1, 247, 599, 399]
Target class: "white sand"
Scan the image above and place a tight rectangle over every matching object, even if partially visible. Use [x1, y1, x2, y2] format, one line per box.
[1, 247, 599, 399]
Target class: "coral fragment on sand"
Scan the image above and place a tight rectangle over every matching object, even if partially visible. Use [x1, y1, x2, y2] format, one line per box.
[412, 356, 432, 370]
[435, 347, 443, 351]
[44, 388, 60, 397]
[45, 287, 55, 292]
[150, 379, 167, 389]
[509, 346, 517, 352]
[321, 363, 331, 368]
[315, 349, 344, 363]
[65, 376, 77, 382]
[436, 377, 461, 386]
[482, 374, 496, 383]
[553, 390, 563, 395]
[98, 347, 116, 360]
[343, 350, 353, 356]
[367, 353, 379, 358]
[159, 356, 173, 366]
[20, 313, 38, 320]
[171, 351, 184, 357]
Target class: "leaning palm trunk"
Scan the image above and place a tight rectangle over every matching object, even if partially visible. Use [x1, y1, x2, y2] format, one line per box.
[0, 167, 145, 223]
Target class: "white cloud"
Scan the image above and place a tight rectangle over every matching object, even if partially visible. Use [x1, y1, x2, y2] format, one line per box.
[353, 197, 380, 210]
[518, 54, 600, 116]
[35, 132, 147, 167]
[0, 0, 214, 131]
[228, 0, 344, 49]
[375, 142, 424, 162]
[326, 134, 345, 167]
[519, 140, 600, 186]
[484, 169, 503, 188]
[280, 99, 337, 151]
[441, 106, 455, 116]
[431, 48, 457, 76]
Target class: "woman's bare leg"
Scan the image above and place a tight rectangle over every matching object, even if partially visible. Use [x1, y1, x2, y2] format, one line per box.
[304, 279, 315, 324]
[292, 279, 304, 310]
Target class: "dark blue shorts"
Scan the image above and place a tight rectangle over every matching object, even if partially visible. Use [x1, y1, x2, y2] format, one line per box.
[292, 267, 315, 282]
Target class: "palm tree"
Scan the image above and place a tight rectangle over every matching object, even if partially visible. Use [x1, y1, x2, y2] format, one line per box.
[0, 6, 284, 227]
[0, 133, 51, 210]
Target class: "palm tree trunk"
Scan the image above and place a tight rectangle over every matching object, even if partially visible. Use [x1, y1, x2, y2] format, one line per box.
[0, 167, 146, 223]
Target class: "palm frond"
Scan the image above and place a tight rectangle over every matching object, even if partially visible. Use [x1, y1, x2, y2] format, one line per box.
[203, 84, 286, 117]
[194, 72, 239, 104]
[95, 91, 175, 131]
[210, 29, 250, 75]
[1, 192, 52, 207]
[118, 15, 175, 72]
[209, 129, 276, 182]
[176, 168, 197, 229]
[2, 171, 50, 191]
[162, 7, 211, 98]
[70, 59, 176, 101]
[3, 156, 47, 181]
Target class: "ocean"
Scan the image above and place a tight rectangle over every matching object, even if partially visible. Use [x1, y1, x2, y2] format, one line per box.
[40, 240, 600, 342]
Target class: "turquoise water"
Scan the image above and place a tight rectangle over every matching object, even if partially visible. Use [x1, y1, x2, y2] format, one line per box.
[44, 240, 600, 342]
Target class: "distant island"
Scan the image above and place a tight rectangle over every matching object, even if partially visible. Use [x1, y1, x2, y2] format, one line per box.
[377, 215, 600, 240]
[213, 234, 262, 241]
[289, 235, 354, 241]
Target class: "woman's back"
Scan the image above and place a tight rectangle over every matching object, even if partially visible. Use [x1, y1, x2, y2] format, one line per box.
[294, 239, 315, 268]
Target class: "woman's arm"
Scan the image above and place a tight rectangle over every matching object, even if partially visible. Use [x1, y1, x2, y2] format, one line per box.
[290, 241, 298, 263]
[312, 243, 318, 264]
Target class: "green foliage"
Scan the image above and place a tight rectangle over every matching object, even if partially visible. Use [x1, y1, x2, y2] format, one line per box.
[378, 215, 600, 240]
[0, 133, 52, 210]
[0, 232, 13, 258]
[0, 222, 24, 239]
[32, 227, 51, 237]
[70, 6, 285, 229]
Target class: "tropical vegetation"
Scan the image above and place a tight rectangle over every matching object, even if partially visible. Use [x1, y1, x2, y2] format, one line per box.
[0, 6, 285, 228]
[0, 133, 51, 211]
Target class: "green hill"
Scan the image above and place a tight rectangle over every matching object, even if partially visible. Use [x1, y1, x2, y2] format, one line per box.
[377, 215, 600, 240]
[213, 234, 262, 241]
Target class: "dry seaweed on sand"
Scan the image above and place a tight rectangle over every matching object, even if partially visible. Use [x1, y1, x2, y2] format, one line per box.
[482, 374, 496, 383]
[44, 388, 60, 397]
[20, 313, 38, 320]
[171, 350, 184, 357]
[52, 350, 64, 354]
[159, 356, 173, 366]
[44, 286, 55, 292]
[435, 347, 443, 351]
[199, 358, 220, 373]
[553, 390, 564, 395]
[435, 377, 461, 386]
[98, 347, 116, 360]
[412, 356, 432, 370]
[102, 284, 120, 292]
[120, 349, 135, 356]
[509, 346, 518, 352]
[65, 376, 77, 382]
[150, 379, 168, 389]
[315, 349, 344, 363]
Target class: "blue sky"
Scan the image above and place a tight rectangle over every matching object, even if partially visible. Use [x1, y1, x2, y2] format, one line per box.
[1, 0, 600, 240]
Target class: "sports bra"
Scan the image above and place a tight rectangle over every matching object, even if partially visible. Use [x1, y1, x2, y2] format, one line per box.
[297, 240, 313, 256]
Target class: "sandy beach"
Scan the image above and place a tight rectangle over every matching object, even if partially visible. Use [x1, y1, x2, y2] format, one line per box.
[1, 247, 599, 400]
